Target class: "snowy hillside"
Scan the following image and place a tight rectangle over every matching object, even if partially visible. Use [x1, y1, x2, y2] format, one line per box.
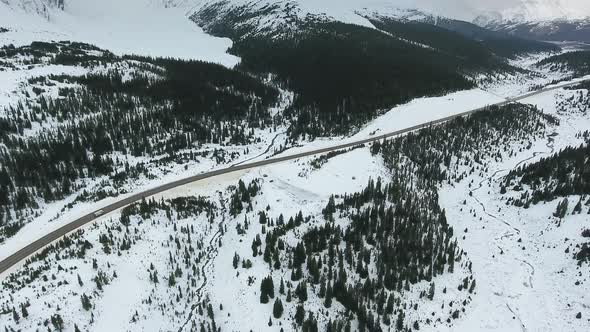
[477, 18, 590, 44]
[474, 0, 590, 24]
[1, 0, 582, 64]
[0, 0, 239, 65]
[473, 0, 590, 44]
[2, 74, 590, 331]
[1, 41, 590, 330]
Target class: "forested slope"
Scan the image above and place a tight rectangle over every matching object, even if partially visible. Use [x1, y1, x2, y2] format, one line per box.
[192, 2, 533, 139]
[536, 51, 590, 78]
[0, 41, 280, 242]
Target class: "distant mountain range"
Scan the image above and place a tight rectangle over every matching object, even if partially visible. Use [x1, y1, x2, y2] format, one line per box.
[1, 0, 589, 50]
[476, 17, 590, 44]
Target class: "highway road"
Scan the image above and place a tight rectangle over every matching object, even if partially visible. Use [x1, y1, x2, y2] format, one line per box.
[0, 77, 588, 276]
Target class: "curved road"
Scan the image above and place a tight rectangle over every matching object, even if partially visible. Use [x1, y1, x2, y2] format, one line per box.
[0, 78, 588, 276]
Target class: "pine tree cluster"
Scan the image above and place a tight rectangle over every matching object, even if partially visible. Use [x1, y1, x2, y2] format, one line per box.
[0, 42, 278, 240]
[537, 51, 590, 77]
[503, 134, 590, 212]
[243, 103, 552, 331]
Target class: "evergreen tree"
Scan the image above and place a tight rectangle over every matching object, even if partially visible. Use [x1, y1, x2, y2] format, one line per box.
[273, 298, 284, 318]
[81, 293, 92, 311]
[232, 252, 240, 269]
[295, 305, 305, 325]
[12, 308, 19, 323]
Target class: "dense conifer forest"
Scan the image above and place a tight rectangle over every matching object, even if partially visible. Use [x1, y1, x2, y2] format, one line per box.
[0, 41, 115, 67]
[537, 51, 590, 77]
[0, 42, 280, 242]
[368, 17, 540, 66]
[422, 17, 561, 59]
[226, 103, 554, 331]
[230, 21, 474, 139]
[192, 5, 538, 139]
[503, 135, 590, 209]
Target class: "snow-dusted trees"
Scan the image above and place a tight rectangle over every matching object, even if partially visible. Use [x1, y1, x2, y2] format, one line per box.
[245, 103, 555, 330]
[0, 42, 278, 240]
[272, 298, 283, 318]
[80, 293, 92, 311]
[554, 198, 570, 218]
[259, 275, 275, 304]
[504, 141, 590, 213]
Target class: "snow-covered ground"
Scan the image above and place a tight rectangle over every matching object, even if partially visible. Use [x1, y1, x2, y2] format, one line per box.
[2, 79, 589, 332]
[437, 86, 590, 332]
[271, 88, 504, 160]
[0, 0, 239, 66]
[1, 29, 590, 330]
[4, 79, 588, 331]
[0, 54, 582, 267]
[0, 83, 504, 264]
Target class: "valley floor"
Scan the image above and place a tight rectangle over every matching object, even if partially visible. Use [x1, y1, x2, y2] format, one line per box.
[438, 89, 590, 332]
[1, 52, 589, 331]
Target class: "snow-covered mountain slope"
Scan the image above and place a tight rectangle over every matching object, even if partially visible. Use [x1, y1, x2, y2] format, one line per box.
[189, 0, 588, 24]
[477, 18, 590, 44]
[472, 0, 590, 44]
[474, 0, 590, 24]
[0, 0, 239, 65]
[1, 0, 577, 65]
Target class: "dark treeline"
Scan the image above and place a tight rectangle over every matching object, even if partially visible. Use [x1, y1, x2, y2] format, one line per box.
[537, 51, 590, 77]
[0, 41, 116, 68]
[369, 17, 512, 68]
[231, 21, 475, 139]
[419, 16, 561, 58]
[503, 133, 590, 209]
[310, 144, 365, 169]
[193, 7, 486, 139]
[0, 42, 279, 241]
[373, 103, 556, 185]
[243, 103, 553, 331]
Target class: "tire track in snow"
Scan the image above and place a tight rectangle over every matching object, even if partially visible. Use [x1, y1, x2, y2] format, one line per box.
[230, 131, 285, 167]
[506, 303, 528, 332]
[178, 193, 226, 332]
[471, 174, 521, 234]
[469, 133, 557, 330]
[178, 132, 285, 331]
[517, 259, 535, 288]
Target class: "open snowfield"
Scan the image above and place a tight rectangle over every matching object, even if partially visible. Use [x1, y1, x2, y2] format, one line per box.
[0, 0, 239, 66]
[437, 86, 590, 332]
